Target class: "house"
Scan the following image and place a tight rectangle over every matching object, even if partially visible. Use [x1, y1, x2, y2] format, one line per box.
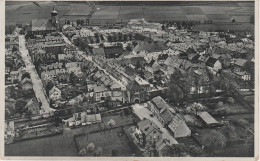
[197, 111, 219, 127]
[233, 58, 247, 72]
[179, 52, 188, 60]
[135, 118, 163, 148]
[135, 76, 151, 91]
[21, 78, 33, 90]
[167, 114, 191, 138]
[205, 57, 222, 73]
[10, 71, 19, 84]
[144, 71, 154, 82]
[93, 85, 111, 102]
[111, 91, 124, 103]
[49, 86, 62, 101]
[25, 97, 41, 115]
[235, 71, 251, 81]
[5, 121, 15, 144]
[125, 81, 146, 103]
[148, 96, 175, 126]
[157, 54, 168, 64]
[135, 118, 174, 156]
[79, 28, 95, 37]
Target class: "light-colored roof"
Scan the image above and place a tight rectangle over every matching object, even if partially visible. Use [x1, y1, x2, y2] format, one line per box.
[197, 111, 219, 125]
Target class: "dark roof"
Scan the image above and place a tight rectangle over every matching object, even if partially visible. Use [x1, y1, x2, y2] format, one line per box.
[126, 81, 144, 91]
[206, 57, 218, 67]
[124, 66, 136, 76]
[191, 54, 200, 62]
[149, 58, 155, 66]
[158, 54, 169, 61]
[186, 47, 196, 54]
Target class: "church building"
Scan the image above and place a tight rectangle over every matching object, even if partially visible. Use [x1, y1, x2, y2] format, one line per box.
[27, 7, 59, 35]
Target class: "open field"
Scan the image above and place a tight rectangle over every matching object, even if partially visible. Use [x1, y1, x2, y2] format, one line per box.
[64, 3, 92, 16]
[5, 134, 78, 156]
[206, 14, 232, 22]
[6, 1, 255, 31]
[193, 23, 254, 32]
[75, 127, 135, 156]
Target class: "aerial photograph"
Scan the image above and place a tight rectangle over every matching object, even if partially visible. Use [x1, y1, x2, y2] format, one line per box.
[4, 0, 255, 158]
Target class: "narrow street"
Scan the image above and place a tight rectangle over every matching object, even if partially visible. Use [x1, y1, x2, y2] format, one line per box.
[19, 35, 54, 114]
[60, 33, 126, 91]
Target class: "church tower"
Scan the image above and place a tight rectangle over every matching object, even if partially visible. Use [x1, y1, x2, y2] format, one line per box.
[51, 7, 58, 27]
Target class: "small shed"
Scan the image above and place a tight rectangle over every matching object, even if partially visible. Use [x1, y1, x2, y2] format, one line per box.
[197, 111, 219, 126]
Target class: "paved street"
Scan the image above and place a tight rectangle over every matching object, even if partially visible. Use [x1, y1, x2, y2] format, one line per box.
[132, 103, 178, 145]
[60, 33, 126, 91]
[19, 35, 54, 114]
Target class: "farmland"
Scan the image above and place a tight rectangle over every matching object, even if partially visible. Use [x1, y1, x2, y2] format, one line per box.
[5, 1, 254, 31]
[75, 127, 135, 156]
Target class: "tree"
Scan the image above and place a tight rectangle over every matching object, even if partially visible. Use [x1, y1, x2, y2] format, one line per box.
[167, 83, 183, 105]
[5, 25, 16, 35]
[222, 122, 236, 141]
[202, 130, 227, 154]
[80, 20, 84, 25]
[96, 146, 102, 156]
[126, 44, 132, 52]
[76, 19, 81, 26]
[161, 24, 166, 30]
[227, 97, 235, 104]
[15, 100, 27, 114]
[87, 143, 95, 152]
[111, 149, 118, 156]
[107, 35, 112, 42]
[69, 72, 77, 85]
[132, 41, 138, 47]
[216, 101, 224, 108]
[25, 110, 32, 120]
[169, 143, 187, 157]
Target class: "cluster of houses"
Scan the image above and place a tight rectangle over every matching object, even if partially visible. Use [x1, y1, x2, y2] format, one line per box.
[5, 36, 27, 85]
[131, 96, 221, 156]
[64, 111, 102, 127]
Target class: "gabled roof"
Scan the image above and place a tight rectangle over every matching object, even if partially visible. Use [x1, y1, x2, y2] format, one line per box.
[206, 57, 218, 67]
[234, 58, 247, 67]
[197, 111, 219, 125]
[151, 96, 173, 113]
[21, 77, 32, 85]
[126, 81, 144, 91]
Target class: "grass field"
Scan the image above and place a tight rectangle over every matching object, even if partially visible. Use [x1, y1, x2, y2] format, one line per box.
[64, 3, 92, 16]
[75, 127, 134, 156]
[5, 1, 255, 31]
[5, 134, 78, 156]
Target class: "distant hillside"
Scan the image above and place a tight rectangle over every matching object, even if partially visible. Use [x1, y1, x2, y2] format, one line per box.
[93, 1, 244, 6]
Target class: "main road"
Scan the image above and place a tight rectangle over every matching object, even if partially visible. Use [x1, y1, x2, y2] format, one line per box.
[60, 33, 126, 91]
[19, 35, 54, 114]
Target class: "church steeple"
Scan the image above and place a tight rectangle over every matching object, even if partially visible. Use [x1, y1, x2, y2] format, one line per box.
[51, 6, 58, 26]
